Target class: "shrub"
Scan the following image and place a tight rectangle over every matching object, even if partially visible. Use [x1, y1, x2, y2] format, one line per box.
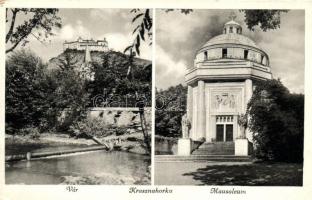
[247, 79, 304, 163]
[69, 118, 125, 138]
[17, 127, 41, 139]
[155, 84, 187, 138]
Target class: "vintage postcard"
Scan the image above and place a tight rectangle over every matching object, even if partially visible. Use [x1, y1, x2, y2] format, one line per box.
[0, 0, 312, 200]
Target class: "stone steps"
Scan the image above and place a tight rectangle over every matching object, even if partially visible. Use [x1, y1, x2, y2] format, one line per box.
[155, 155, 252, 162]
[192, 142, 235, 155]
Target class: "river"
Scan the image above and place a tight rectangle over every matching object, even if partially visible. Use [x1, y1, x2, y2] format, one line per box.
[5, 150, 150, 185]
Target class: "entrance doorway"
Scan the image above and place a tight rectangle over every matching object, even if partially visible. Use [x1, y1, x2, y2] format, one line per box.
[216, 116, 234, 142]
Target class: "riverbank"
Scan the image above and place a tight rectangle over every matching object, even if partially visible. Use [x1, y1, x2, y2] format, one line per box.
[5, 132, 149, 156]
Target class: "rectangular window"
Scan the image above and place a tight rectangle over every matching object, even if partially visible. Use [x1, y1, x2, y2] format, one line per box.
[244, 50, 249, 59]
[222, 48, 227, 58]
[204, 51, 208, 60]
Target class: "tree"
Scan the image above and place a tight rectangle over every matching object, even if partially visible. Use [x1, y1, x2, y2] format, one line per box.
[125, 9, 192, 56]
[5, 50, 56, 133]
[124, 9, 152, 56]
[56, 50, 79, 71]
[240, 10, 288, 31]
[89, 51, 152, 107]
[51, 59, 90, 131]
[247, 79, 304, 162]
[6, 8, 62, 54]
[155, 84, 187, 137]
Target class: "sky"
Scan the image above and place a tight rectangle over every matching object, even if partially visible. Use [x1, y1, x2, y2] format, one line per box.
[156, 9, 305, 94]
[7, 9, 152, 61]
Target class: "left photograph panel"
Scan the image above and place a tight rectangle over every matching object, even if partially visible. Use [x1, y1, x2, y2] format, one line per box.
[5, 8, 152, 185]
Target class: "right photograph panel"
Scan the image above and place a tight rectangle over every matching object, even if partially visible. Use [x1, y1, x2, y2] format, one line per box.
[154, 9, 304, 186]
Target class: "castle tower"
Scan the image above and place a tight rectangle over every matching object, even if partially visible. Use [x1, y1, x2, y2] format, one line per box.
[182, 17, 272, 156]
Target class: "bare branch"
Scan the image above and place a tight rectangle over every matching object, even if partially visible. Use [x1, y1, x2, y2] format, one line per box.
[6, 8, 19, 43]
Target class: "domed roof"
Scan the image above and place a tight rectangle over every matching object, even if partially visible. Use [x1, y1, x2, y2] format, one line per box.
[201, 18, 262, 51]
[202, 33, 261, 49]
[225, 20, 241, 26]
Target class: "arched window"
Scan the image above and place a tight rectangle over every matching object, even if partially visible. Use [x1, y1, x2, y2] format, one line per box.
[204, 51, 208, 60]
[229, 27, 233, 33]
[261, 55, 265, 64]
[238, 28, 241, 34]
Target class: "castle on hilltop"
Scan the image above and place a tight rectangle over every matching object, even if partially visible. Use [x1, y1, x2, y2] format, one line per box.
[63, 37, 109, 52]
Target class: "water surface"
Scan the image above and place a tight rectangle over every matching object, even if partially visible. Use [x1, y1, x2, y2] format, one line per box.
[6, 151, 150, 185]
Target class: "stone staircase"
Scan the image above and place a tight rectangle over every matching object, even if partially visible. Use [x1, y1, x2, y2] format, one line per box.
[155, 155, 252, 162]
[192, 142, 235, 155]
[155, 141, 253, 162]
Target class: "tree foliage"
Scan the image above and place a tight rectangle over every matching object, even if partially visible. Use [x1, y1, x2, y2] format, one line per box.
[5, 50, 91, 134]
[5, 50, 56, 133]
[89, 51, 152, 107]
[125, 9, 192, 56]
[240, 10, 288, 31]
[51, 68, 90, 131]
[6, 8, 62, 53]
[155, 84, 187, 137]
[124, 9, 152, 56]
[247, 79, 304, 162]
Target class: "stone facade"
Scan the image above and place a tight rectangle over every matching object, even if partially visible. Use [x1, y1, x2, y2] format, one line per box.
[180, 19, 272, 156]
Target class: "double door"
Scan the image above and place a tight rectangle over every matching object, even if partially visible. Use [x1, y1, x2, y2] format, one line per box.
[216, 115, 234, 142]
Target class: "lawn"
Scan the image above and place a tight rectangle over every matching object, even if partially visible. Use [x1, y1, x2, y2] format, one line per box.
[155, 161, 303, 186]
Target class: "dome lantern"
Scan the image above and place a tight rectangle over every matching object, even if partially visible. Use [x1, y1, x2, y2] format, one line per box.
[192, 13, 271, 71]
[223, 14, 242, 34]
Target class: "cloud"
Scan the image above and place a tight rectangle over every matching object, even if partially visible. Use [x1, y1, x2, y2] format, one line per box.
[90, 9, 129, 20]
[105, 33, 131, 52]
[58, 20, 91, 41]
[156, 10, 305, 93]
[89, 9, 132, 32]
[156, 44, 187, 89]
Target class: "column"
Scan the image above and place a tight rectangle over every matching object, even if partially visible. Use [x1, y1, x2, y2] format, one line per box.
[245, 79, 253, 140]
[233, 115, 239, 139]
[245, 79, 253, 110]
[187, 85, 193, 138]
[196, 80, 206, 140]
[209, 115, 216, 142]
[187, 85, 193, 124]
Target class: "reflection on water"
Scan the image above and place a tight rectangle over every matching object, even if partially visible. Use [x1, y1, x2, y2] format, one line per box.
[6, 151, 150, 185]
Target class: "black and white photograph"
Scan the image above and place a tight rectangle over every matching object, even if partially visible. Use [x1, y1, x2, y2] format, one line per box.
[5, 8, 152, 185]
[1, 1, 312, 200]
[155, 9, 304, 186]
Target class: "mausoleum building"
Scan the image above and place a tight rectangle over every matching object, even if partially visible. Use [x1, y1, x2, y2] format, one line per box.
[180, 18, 272, 156]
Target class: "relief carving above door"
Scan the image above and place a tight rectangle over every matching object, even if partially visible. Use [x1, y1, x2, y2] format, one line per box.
[211, 92, 238, 112]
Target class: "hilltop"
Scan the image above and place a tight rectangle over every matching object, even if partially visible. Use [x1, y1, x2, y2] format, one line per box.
[48, 49, 151, 70]
[47, 49, 152, 107]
